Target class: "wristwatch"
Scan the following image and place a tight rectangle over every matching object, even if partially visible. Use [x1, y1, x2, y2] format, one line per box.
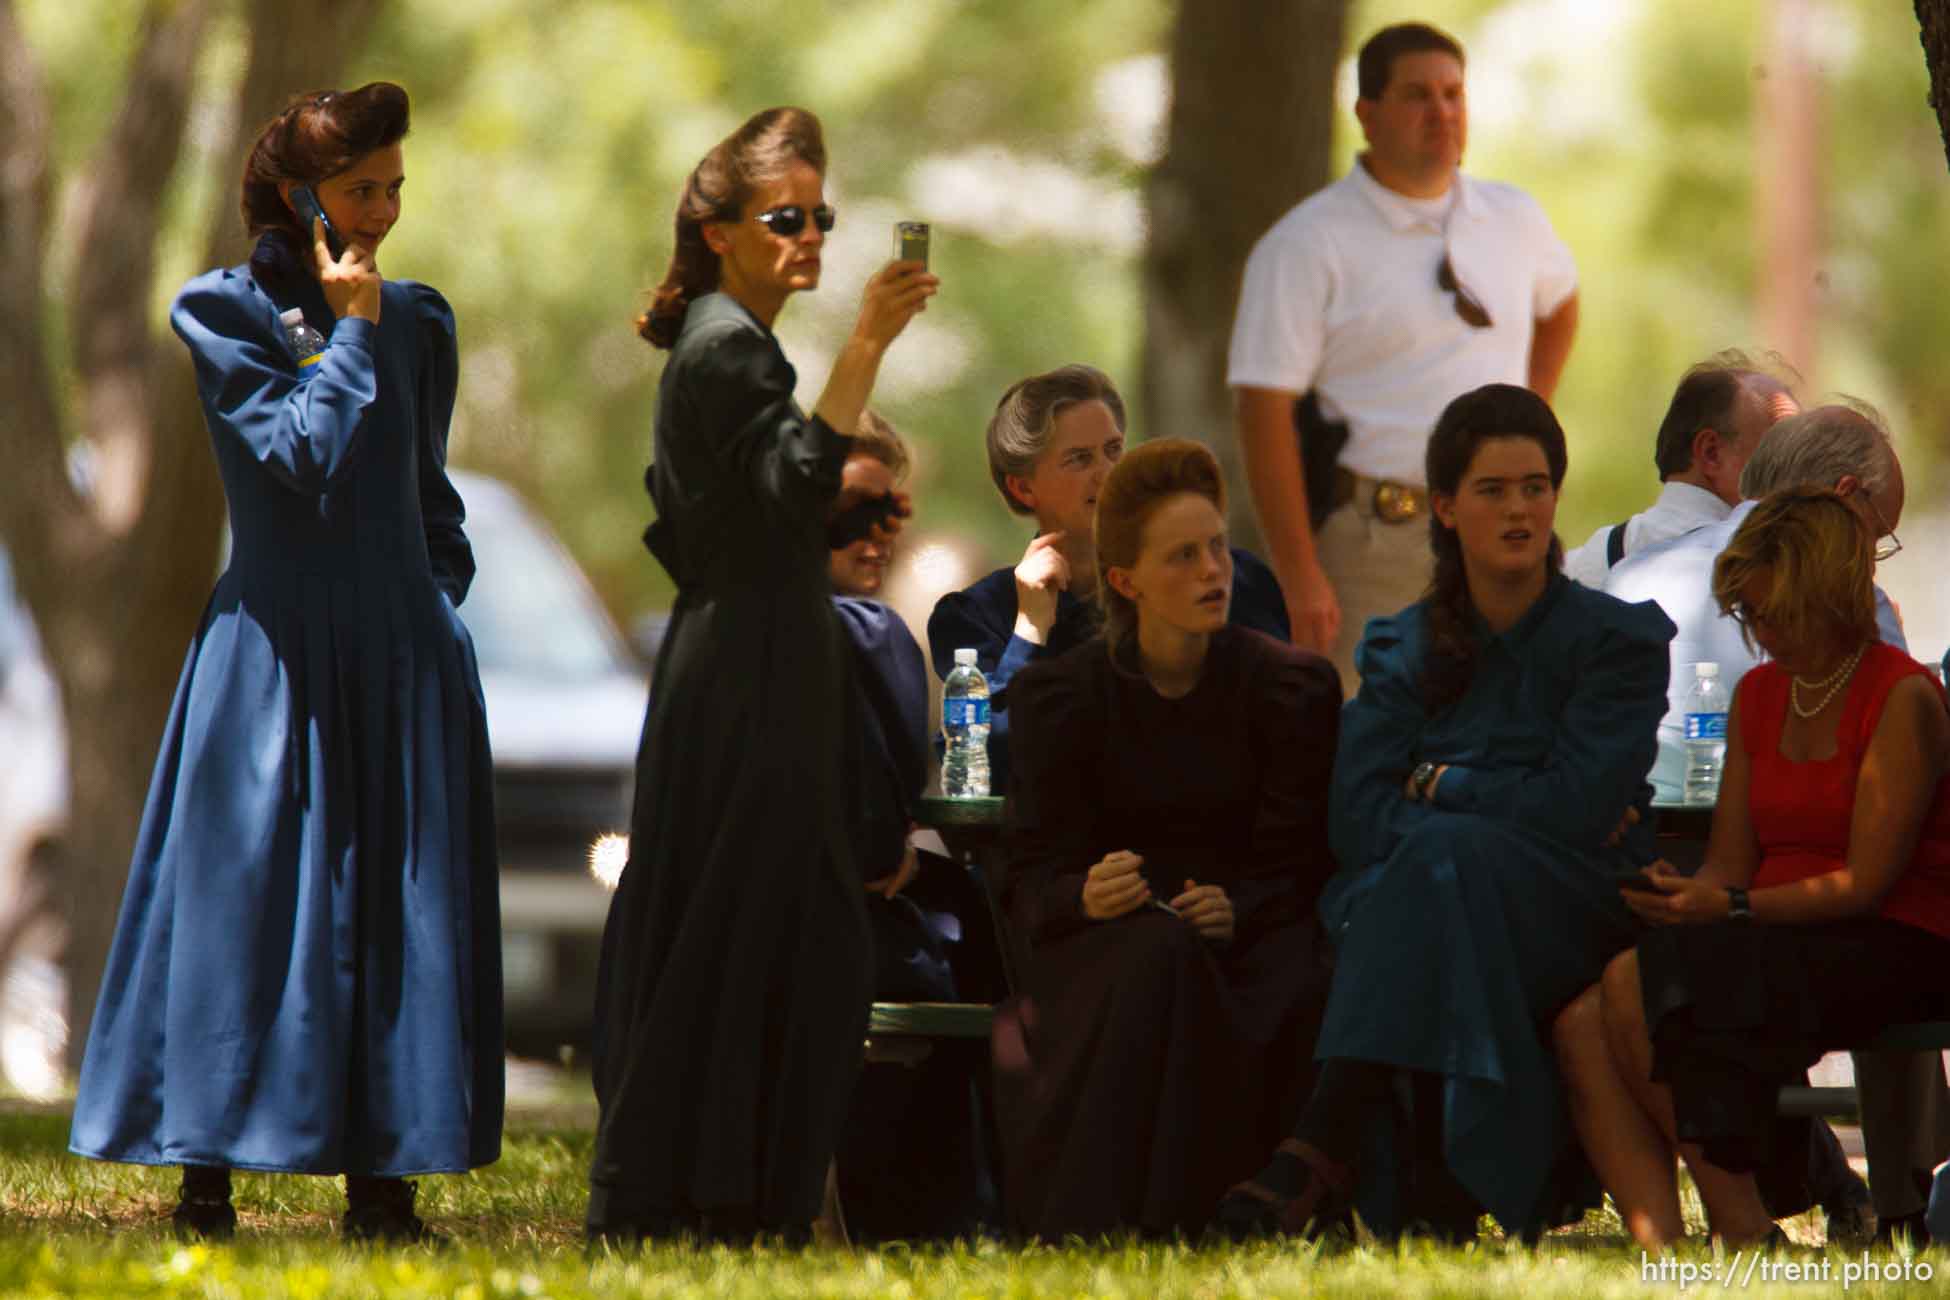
[1409, 761, 1440, 802]
[1725, 886, 1753, 922]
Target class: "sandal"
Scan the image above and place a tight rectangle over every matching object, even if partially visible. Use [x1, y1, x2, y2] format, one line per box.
[1212, 1139, 1355, 1240]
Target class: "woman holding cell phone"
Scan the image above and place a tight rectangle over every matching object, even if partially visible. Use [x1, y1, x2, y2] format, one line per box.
[69, 83, 501, 1243]
[585, 106, 936, 1244]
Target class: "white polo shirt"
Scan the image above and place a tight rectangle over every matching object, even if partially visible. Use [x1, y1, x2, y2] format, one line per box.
[1227, 161, 1578, 485]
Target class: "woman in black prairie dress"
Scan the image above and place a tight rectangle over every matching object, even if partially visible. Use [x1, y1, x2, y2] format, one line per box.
[586, 106, 936, 1242]
[997, 439, 1341, 1238]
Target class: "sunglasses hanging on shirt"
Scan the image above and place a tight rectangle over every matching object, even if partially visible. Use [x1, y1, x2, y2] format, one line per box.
[755, 204, 837, 237]
[1437, 251, 1493, 329]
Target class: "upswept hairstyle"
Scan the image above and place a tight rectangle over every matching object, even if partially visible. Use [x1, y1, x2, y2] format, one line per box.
[1711, 488, 1877, 659]
[638, 107, 826, 350]
[1652, 350, 1796, 480]
[1739, 401, 1896, 501]
[852, 408, 910, 481]
[1419, 383, 1568, 715]
[1356, 23, 1465, 100]
[242, 83, 410, 240]
[986, 365, 1127, 516]
[1094, 438, 1226, 664]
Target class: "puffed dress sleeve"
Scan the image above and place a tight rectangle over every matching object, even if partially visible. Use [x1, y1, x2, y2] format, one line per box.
[168, 270, 378, 496]
[1329, 612, 1439, 872]
[1430, 596, 1674, 850]
[693, 321, 853, 522]
[402, 283, 474, 605]
[1232, 643, 1342, 938]
[1003, 655, 1104, 944]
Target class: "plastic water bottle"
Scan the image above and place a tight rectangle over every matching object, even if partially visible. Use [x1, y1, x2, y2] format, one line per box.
[1683, 662, 1729, 805]
[941, 648, 991, 798]
[279, 307, 327, 373]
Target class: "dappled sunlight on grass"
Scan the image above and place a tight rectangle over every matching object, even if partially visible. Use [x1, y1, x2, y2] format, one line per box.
[1, 1107, 1944, 1297]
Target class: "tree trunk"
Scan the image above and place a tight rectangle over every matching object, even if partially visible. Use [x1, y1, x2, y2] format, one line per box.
[0, 0, 384, 1070]
[1758, 0, 1822, 383]
[1918, 0, 1950, 171]
[1140, 0, 1352, 552]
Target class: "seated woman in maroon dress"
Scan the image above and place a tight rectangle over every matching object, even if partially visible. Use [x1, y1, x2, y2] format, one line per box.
[1554, 488, 1950, 1249]
[995, 438, 1341, 1239]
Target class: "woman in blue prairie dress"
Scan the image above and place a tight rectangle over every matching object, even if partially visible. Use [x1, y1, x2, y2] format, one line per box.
[68, 83, 500, 1243]
[1217, 383, 1674, 1240]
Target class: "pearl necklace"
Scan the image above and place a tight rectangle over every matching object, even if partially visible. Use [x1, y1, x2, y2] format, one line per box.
[1790, 644, 1867, 719]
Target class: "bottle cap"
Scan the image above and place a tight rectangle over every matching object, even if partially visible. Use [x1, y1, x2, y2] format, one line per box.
[954, 648, 978, 666]
[279, 307, 306, 327]
[1695, 662, 1719, 678]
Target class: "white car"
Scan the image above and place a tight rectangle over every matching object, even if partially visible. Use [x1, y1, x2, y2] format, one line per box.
[448, 471, 649, 1056]
[0, 548, 69, 1098]
[0, 473, 651, 1085]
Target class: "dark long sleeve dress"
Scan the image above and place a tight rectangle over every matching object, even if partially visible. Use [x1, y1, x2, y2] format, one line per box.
[587, 293, 871, 1238]
[996, 626, 1340, 1238]
[1315, 575, 1673, 1234]
[69, 233, 502, 1177]
[927, 547, 1289, 790]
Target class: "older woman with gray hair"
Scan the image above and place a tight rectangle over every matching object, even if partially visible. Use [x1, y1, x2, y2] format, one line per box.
[926, 365, 1289, 790]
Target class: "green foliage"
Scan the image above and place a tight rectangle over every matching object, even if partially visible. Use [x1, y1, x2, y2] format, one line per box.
[335, 0, 1168, 619]
[23, 1, 1950, 627]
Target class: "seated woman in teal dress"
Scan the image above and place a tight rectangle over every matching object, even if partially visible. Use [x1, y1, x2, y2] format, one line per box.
[1217, 382, 1676, 1240]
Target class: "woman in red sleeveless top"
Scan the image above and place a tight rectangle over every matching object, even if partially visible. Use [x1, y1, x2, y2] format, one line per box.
[1554, 488, 1950, 1249]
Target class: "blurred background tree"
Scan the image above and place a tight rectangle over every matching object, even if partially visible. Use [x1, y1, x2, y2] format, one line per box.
[9, 0, 1950, 1058]
[0, 0, 385, 1062]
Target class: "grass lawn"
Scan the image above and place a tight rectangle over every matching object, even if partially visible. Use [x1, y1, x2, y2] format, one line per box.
[2, 1097, 1944, 1298]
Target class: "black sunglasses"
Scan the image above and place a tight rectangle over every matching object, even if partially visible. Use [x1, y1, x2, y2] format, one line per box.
[755, 205, 836, 237]
[1437, 252, 1493, 329]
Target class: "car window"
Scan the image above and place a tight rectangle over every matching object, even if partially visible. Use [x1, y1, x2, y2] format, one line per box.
[452, 477, 633, 681]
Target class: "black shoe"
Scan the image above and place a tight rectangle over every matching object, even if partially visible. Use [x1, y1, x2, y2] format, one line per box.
[1212, 1139, 1355, 1240]
[172, 1165, 236, 1241]
[342, 1177, 445, 1246]
[171, 1194, 237, 1241]
[1873, 1210, 1930, 1248]
[1821, 1172, 1878, 1246]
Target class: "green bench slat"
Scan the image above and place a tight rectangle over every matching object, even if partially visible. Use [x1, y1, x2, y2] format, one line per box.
[867, 1001, 994, 1039]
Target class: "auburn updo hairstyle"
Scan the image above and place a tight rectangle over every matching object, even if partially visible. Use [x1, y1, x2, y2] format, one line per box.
[1094, 438, 1227, 664]
[638, 107, 827, 350]
[241, 82, 410, 241]
[1419, 383, 1568, 715]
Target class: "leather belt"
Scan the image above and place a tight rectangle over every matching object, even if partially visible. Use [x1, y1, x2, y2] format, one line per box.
[1331, 467, 1428, 524]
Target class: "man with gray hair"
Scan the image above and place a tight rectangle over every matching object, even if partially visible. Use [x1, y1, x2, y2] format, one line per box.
[1562, 352, 1797, 587]
[1606, 400, 1948, 1243]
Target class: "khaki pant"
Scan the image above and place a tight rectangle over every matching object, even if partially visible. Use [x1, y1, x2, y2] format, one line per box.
[1855, 1049, 1950, 1218]
[1316, 499, 1435, 697]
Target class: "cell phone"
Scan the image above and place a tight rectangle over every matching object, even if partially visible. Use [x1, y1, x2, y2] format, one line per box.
[1617, 873, 1666, 894]
[290, 185, 346, 261]
[894, 221, 930, 268]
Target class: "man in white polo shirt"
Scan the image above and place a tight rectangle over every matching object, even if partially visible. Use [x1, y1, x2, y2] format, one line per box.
[1561, 353, 1798, 588]
[1228, 21, 1579, 689]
